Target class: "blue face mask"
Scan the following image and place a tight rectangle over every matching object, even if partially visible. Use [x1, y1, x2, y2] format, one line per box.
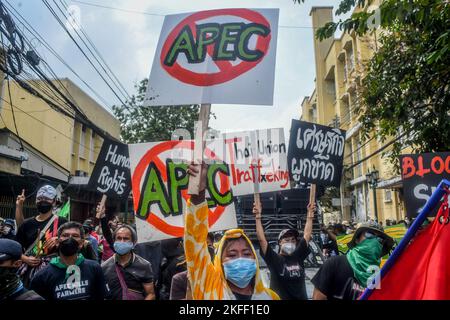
[223, 258, 257, 289]
[114, 241, 134, 255]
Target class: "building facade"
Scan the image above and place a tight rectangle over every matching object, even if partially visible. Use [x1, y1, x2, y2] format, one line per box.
[302, 4, 407, 224]
[0, 75, 122, 222]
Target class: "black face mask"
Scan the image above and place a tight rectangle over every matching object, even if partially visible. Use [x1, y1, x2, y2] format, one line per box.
[59, 238, 80, 257]
[0, 267, 20, 299]
[36, 202, 53, 214]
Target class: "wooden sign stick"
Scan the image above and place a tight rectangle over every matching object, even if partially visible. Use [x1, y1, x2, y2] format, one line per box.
[251, 132, 261, 212]
[100, 194, 107, 209]
[188, 104, 211, 195]
[309, 183, 316, 205]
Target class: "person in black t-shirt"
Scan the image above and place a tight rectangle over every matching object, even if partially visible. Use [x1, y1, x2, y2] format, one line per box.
[253, 197, 316, 300]
[15, 185, 68, 288]
[30, 222, 107, 300]
[311, 221, 394, 300]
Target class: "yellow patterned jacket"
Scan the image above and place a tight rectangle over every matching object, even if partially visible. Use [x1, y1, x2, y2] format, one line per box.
[184, 200, 279, 300]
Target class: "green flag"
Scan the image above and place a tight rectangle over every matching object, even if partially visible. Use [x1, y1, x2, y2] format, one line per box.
[58, 200, 70, 219]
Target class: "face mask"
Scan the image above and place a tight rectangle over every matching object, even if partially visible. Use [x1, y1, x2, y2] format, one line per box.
[114, 241, 134, 255]
[0, 267, 21, 298]
[281, 242, 296, 255]
[59, 237, 80, 256]
[223, 258, 257, 289]
[0, 266, 19, 278]
[36, 202, 53, 214]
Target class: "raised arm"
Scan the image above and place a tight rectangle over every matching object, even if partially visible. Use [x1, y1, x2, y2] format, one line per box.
[303, 202, 316, 243]
[184, 163, 220, 300]
[253, 196, 268, 255]
[96, 202, 114, 248]
[15, 189, 25, 227]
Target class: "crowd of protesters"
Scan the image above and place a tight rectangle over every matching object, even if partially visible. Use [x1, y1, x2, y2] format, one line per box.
[1, 166, 400, 300]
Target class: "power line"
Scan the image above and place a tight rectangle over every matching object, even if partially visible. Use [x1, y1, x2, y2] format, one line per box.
[42, 0, 128, 108]
[55, 0, 131, 102]
[70, 0, 316, 29]
[0, 1, 119, 143]
[0, 95, 98, 154]
[346, 130, 410, 171]
[60, 0, 131, 102]
[3, 0, 113, 108]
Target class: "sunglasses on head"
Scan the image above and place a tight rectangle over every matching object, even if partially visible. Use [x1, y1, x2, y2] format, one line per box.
[224, 229, 245, 239]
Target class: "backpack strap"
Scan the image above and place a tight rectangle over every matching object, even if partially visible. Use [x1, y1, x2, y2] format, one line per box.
[114, 263, 129, 300]
[24, 214, 58, 255]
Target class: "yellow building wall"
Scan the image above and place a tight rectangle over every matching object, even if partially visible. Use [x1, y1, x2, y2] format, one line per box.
[307, 4, 407, 223]
[0, 78, 120, 177]
[0, 80, 75, 169]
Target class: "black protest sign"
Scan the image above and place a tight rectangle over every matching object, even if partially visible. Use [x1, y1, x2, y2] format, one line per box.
[400, 152, 450, 217]
[287, 119, 346, 187]
[88, 140, 131, 199]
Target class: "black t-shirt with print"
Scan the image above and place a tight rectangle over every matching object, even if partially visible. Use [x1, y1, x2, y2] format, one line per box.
[311, 255, 365, 300]
[29, 259, 107, 300]
[16, 215, 68, 254]
[261, 239, 310, 300]
[101, 253, 154, 300]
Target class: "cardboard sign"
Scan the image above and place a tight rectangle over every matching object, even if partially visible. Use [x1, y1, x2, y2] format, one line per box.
[129, 140, 237, 242]
[287, 120, 346, 187]
[400, 152, 450, 217]
[88, 140, 131, 199]
[216, 128, 290, 195]
[144, 8, 279, 106]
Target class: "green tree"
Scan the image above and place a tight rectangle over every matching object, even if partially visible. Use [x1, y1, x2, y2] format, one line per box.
[295, 0, 450, 169]
[113, 79, 200, 143]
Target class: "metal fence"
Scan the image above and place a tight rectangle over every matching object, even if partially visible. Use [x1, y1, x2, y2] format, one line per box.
[0, 196, 36, 220]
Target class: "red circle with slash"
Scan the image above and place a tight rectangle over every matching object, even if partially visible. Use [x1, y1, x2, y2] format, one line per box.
[160, 8, 272, 86]
[132, 140, 232, 237]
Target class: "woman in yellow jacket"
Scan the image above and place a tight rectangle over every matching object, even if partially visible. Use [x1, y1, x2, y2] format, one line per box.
[184, 163, 279, 300]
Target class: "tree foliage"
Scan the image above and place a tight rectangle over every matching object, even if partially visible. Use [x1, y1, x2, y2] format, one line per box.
[113, 79, 201, 143]
[294, 0, 450, 167]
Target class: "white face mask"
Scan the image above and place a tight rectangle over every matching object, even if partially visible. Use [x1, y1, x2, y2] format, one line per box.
[281, 242, 296, 255]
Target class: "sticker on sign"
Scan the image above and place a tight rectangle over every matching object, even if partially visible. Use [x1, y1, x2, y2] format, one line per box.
[144, 8, 279, 106]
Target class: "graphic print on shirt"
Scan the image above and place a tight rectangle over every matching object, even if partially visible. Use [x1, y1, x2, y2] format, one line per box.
[54, 265, 89, 299]
[280, 263, 303, 278]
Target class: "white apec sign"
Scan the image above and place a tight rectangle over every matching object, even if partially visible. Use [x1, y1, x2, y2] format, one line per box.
[144, 8, 279, 106]
[129, 140, 237, 242]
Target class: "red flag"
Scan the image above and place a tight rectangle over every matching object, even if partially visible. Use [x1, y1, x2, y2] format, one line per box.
[369, 193, 450, 300]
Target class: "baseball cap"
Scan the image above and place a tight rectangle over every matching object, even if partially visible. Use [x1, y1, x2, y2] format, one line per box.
[36, 185, 57, 200]
[0, 239, 23, 262]
[278, 229, 300, 242]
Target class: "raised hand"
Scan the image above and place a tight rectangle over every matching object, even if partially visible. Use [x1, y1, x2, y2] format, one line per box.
[16, 189, 25, 207]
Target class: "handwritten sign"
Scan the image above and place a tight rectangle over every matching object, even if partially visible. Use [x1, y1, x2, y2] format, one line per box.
[216, 128, 290, 195]
[88, 140, 131, 199]
[287, 120, 346, 187]
[144, 8, 279, 106]
[129, 140, 237, 242]
[400, 152, 450, 217]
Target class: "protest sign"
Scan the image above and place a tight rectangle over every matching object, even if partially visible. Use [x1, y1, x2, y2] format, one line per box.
[144, 8, 279, 106]
[217, 128, 290, 195]
[129, 140, 237, 242]
[400, 152, 450, 217]
[88, 140, 131, 199]
[287, 120, 346, 187]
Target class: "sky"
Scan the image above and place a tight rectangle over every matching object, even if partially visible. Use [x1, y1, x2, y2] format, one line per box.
[8, 0, 345, 137]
